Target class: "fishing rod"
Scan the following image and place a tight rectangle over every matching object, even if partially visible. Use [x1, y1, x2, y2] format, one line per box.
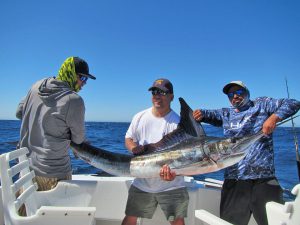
[285, 77, 300, 182]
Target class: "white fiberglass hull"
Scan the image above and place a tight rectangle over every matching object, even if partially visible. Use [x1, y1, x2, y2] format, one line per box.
[1, 174, 258, 225]
[70, 175, 258, 225]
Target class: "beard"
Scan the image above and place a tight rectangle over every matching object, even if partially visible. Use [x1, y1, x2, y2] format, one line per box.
[232, 92, 250, 111]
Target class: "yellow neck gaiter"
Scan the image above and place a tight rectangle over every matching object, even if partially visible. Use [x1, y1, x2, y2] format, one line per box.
[57, 57, 80, 92]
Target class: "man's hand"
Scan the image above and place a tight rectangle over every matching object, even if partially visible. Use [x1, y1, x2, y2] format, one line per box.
[160, 164, 176, 181]
[132, 145, 145, 155]
[262, 114, 281, 135]
[193, 109, 203, 122]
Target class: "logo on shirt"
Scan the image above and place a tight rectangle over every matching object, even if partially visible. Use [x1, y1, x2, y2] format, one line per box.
[230, 115, 252, 130]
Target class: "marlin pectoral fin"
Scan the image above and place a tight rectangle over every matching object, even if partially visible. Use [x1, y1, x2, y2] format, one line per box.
[178, 97, 206, 138]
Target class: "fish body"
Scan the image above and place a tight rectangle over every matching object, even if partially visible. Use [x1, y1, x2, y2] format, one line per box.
[71, 98, 264, 178]
[129, 133, 263, 177]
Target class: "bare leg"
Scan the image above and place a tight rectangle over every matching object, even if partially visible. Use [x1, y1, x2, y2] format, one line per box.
[170, 218, 185, 225]
[122, 215, 138, 225]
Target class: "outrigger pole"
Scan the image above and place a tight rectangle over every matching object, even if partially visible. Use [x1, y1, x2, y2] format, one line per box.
[285, 77, 300, 182]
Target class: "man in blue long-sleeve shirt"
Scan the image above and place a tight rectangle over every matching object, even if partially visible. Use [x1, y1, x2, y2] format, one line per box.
[192, 81, 300, 225]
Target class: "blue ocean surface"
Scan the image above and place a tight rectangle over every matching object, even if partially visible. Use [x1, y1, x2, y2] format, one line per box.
[1, 120, 299, 200]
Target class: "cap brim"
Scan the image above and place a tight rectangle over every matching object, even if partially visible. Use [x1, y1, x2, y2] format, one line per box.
[148, 87, 169, 92]
[223, 84, 235, 94]
[78, 73, 96, 80]
[223, 83, 245, 94]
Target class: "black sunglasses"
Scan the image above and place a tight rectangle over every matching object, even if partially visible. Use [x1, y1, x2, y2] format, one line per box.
[78, 74, 88, 82]
[227, 89, 245, 99]
[151, 89, 168, 96]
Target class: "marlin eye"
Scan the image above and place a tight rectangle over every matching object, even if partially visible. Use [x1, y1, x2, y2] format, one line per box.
[230, 138, 236, 143]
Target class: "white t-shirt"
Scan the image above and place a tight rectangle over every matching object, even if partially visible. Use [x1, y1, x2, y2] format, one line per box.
[125, 107, 185, 193]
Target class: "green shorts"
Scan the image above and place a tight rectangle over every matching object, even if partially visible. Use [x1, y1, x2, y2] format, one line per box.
[125, 185, 189, 221]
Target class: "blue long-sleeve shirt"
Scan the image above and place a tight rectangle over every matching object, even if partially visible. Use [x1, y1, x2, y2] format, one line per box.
[201, 97, 300, 180]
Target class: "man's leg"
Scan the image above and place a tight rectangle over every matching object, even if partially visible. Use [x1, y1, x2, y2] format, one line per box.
[157, 187, 189, 225]
[220, 179, 252, 225]
[170, 218, 185, 225]
[122, 215, 138, 225]
[251, 178, 283, 225]
[122, 185, 157, 225]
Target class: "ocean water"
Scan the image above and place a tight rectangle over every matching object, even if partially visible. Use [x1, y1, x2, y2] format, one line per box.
[1, 120, 299, 200]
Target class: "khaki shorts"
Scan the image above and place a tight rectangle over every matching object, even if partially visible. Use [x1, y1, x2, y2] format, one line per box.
[33, 174, 72, 191]
[125, 185, 189, 221]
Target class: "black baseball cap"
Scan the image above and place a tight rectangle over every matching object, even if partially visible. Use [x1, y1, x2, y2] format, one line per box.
[148, 78, 173, 94]
[73, 57, 96, 80]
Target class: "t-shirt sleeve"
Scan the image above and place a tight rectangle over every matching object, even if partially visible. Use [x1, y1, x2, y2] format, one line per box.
[125, 113, 139, 141]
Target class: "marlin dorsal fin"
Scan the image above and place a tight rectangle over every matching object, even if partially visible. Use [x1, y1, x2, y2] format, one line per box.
[178, 97, 206, 137]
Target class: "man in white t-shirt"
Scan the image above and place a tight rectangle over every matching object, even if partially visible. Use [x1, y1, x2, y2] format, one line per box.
[121, 78, 189, 225]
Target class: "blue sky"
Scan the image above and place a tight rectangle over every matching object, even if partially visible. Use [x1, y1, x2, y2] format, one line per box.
[1, 0, 300, 125]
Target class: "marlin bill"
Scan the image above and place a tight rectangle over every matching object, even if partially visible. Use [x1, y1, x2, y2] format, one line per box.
[71, 97, 265, 178]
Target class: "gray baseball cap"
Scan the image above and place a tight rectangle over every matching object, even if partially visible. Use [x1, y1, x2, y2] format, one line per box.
[223, 81, 248, 94]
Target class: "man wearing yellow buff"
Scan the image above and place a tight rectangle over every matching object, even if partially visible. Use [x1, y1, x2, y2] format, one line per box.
[57, 56, 96, 92]
[16, 56, 96, 196]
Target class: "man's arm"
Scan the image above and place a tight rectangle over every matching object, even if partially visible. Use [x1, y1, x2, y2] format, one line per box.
[67, 95, 85, 144]
[265, 97, 300, 121]
[262, 114, 281, 135]
[125, 138, 144, 155]
[193, 109, 223, 127]
[16, 97, 25, 120]
[263, 97, 300, 135]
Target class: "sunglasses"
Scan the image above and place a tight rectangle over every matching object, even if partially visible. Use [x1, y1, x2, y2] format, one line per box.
[78, 74, 88, 82]
[151, 89, 168, 96]
[227, 89, 245, 99]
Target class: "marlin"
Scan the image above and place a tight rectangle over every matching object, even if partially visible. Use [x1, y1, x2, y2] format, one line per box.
[71, 98, 280, 178]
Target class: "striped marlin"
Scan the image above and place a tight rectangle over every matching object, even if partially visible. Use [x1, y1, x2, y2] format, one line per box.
[71, 97, 265, 178]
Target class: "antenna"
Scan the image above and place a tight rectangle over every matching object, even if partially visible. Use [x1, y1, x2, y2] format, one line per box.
[285, 77, 300, 181]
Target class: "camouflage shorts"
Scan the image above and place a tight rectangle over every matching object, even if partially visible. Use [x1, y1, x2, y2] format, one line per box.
[33, 174, 72, 191]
